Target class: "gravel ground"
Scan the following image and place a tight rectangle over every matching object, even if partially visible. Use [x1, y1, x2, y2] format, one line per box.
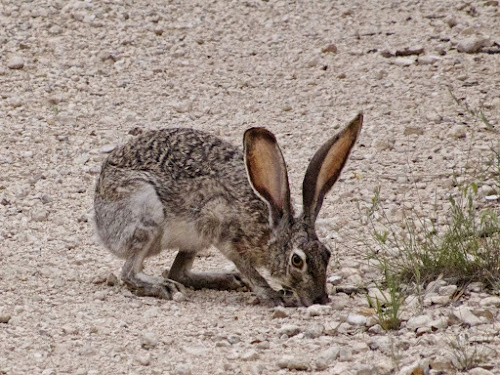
[1, 1, 499, 374]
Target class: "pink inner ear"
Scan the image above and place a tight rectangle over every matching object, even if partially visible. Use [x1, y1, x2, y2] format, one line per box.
[249, 138, 285, 211]
[314, 136, 352, 203]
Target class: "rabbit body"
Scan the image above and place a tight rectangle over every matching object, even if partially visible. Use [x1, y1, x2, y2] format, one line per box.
[94, 114, 363, 306]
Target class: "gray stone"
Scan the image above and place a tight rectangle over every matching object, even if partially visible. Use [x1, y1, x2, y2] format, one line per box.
[452, 306, 482, 326]
[457, 37, 491, 53]
[240, 349, 259, 361]
[271, 306, 289, 319]
[346, 314, 367, 326]
[448, 125, 467, 139]
[314, 346, 340, 370]
[0, 311, 12, 324]
[417, 55, 441, 65]
[140, 331, 158, 349]
[479, 296, 500, 307]
[277, 355, 310, 371]
[393, 57, 415, 66]
[172, 364, 192, 375]
[304, 323, 324, 338]
[7, 56, 25, 69]
[306, 304, 324, 317]
[278, 324, 300, 337]
[406, 315, 432, 330]
[136, 352, 150, 366]
[469, 367, 494, 375]
[404, 126, 424, 136]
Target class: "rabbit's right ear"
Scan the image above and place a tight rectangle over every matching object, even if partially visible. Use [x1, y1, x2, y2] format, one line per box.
[302, 113, 363, 226]
[244, 128, 292, 227]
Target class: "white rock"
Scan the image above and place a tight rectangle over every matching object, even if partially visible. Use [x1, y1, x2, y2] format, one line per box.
[469, 367, 494, 375]
[306, 304, 323, 317]
[278, 324, 300, 337]
[479, 296, 500, 307]
[31, 209, 49, 222]
[240, 349, 259, 361]
[338, 347, 353, 361]
[373, 136, 395, 151]
[277, 355, 309, 371]
[7, 55, 25, 69]
[393, 57, 415, 66]
[315, 346, 340, 370]
[140, 331, 158, 349]
[429, 317, 449, 330]
[346, 314, 367, 326]
[9, 96, 23, 108]
[327, 275, 342, 284]
[457, 37, 491, 53]
[304, 323, 324, 338]
[417, 55, 441, 65]
[439, 285, 457, 296]
[452, 306, 482, 326]
[0, 311, 12, 324]
[136, 352, 150, 366]
[172, 292, 187, 302]
[271, 306, 289, 319]
[172, 364, 192, 375]
[99, 144, 117, 153]
[448, 125, 467, 139]
[356, 365, 373, 375]
[182, 345, 207, 357]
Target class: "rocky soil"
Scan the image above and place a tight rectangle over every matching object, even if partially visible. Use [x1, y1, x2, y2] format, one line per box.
[1, 0, 499, 374]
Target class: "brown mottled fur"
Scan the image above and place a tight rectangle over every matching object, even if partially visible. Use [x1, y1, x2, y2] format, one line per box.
[94, 114, 363, 306]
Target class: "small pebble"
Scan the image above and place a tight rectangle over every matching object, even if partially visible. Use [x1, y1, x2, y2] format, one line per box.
[321, 43, 337, 53]
[240, 349, 259, 361]
[0, 312, 12, 324]
[346, 314, 367, 326]
[277, 356, 310, 371]
[136, 352, 151, 366]
[141, 331, 158, 349]
[271, 306, 289, 319]
[7, 55, 25, 69]
[457, 37, 491, 53]
[392, 57, 414, 66]
[172, 292, 187, 302]
[278, 324, 301, 337]
[173, 364, 192, 375]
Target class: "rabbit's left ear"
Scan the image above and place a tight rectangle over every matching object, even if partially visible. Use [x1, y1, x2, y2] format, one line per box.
[302, 113, 363, 225]
[244, 127, 292, 227]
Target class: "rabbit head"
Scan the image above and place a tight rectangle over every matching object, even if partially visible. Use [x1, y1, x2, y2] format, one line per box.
[244, 113, 363, 306]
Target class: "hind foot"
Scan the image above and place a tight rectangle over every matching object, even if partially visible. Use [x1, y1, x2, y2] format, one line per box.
[163, 268, 248, 291]
[122, 272, 186, 299]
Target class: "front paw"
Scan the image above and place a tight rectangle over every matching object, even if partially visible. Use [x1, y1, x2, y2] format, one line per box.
[251, 287, 284, 307]
[229, 272, 250, 292]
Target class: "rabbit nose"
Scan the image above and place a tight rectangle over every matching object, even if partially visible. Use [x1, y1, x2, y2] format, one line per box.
[313, 294, 330, 305]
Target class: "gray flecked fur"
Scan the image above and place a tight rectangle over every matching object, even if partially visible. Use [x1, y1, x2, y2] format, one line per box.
[94, 114, 363, 306]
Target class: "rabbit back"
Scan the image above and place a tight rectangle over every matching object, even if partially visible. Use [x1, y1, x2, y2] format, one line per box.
[94, 128, 269, 259]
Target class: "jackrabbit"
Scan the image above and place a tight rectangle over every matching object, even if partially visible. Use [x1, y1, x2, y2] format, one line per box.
[94, 113, 363, 306]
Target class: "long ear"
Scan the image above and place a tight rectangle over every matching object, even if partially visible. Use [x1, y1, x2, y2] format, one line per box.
[302, 113, 363, 225]
[244, 127, 292, 227]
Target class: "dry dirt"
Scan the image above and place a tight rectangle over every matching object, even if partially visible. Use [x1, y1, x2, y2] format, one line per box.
[1, 1, 500, 374]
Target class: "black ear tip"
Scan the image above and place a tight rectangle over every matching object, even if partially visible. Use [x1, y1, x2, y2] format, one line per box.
[244, 127, 277, 144]
[349, 112, 364, 133]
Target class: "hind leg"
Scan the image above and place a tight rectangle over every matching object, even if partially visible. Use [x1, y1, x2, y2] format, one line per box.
[166, 250, 246, 291]
[121, 227, 186, 299]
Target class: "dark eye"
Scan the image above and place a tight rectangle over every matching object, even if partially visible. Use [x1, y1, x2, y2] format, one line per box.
[291, 254, 304, 269]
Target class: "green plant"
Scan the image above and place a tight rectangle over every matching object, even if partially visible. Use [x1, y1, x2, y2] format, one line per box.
[361, 171, 500, 299]
[366, 263, 403, 330]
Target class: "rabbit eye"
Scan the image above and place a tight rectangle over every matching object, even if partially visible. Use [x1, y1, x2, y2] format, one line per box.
[291, 254, 304, 269]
